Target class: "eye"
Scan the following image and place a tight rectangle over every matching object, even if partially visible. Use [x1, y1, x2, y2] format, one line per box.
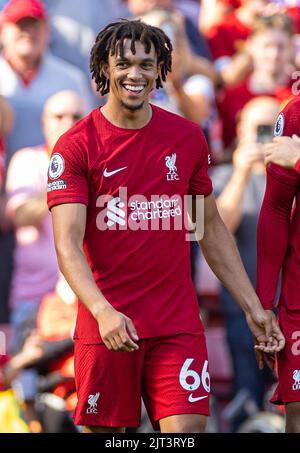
[142, 63, 153, 69]
[116, 62, 128, 69]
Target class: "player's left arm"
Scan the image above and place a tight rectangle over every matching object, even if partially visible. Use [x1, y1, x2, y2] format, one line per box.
[194, 193, 285, 353]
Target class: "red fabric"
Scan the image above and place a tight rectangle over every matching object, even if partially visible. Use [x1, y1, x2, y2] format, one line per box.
[270, 306, 300, 406]
[220, 0, 241, 7]
[217, 78, 294, 149]
[256, 97, 300, 311]
[1, 0, 47, 23]
[287, 6, 300, 34]
[47, 105, 213, 343]
[295, 158, 300, 175]
[73, 330, 209, 429]
[206, 11, 250, 60]
[0, 355, 10, 391]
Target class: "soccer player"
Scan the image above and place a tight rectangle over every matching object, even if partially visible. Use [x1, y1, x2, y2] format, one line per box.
[263, 134, 300, 174]
[47, 20, 284, 433]
[256, 96, 300, 433]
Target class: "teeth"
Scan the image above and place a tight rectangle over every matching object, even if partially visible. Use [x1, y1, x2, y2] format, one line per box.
[124, 85, 144, 92]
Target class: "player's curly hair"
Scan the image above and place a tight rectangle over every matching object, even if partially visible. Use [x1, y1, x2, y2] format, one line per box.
[90, 19, 173, 95]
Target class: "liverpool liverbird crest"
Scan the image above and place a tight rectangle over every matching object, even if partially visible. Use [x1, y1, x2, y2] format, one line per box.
[165, 153, 180, 181]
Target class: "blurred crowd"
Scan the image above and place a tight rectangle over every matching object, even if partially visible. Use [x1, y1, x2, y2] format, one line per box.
[0, 0, 298, 433]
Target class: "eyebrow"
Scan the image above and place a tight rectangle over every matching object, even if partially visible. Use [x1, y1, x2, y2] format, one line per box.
[116, 57, 155, 63]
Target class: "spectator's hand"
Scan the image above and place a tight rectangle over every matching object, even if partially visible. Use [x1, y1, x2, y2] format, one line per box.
[264, 135, 300, 168]
[20, 331, 44, 367]
[233, 142, 264, 173]
[96, 305, 139, 352]
[261, 3, 286, 17]
[246, 308, 285, 357]
[169, 48, 186, 90]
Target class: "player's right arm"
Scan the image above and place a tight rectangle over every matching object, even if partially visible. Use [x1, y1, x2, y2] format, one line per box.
[264, 135, 300, 174]
[50, 206, 139, 353]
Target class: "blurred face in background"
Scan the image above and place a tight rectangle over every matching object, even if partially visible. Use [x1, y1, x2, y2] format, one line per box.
[127, 0, 173, 16]
[0, 17, 48, 65]
[238, 97, 280, 143]
[249, 28, 293, 77]
[43, 91, 85, 150]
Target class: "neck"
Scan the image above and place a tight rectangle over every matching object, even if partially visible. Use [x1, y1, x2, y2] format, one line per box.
[101, 96, 152, 129]
[249, 70, 288, 93]
[6, 53, 41, 75]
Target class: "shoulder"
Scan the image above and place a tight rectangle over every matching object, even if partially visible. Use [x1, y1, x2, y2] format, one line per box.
[152, 104, 206, 139]
[274, 97, 300, 137]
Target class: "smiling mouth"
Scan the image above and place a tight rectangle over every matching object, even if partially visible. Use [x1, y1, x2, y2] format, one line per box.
[122, 84, 146, 94]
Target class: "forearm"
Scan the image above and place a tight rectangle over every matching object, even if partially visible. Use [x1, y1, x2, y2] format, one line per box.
[199, 214, 261, 314]
[56, 239, 110, 319]
[256, 167, 295, 309]
[33, 339, 74, 368]
[13, 193, 48, 227]
[188, 56, 219, 86]
[3, 353, 30, 385]
[171, 85, 206, 123]
[219, 53, 252, 87]
[216, 168, 249, 232]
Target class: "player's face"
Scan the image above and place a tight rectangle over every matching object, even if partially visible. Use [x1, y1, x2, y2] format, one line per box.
[104, 39, 161, 111]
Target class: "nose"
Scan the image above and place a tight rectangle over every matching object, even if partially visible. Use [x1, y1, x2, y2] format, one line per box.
[127, 65, 142, 80]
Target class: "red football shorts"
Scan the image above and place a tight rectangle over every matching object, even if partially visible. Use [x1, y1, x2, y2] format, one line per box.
[73, 330, 210, 429]
[271, 305, 300, 405]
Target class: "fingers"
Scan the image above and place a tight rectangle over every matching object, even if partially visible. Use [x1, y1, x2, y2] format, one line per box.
[255, 349, 264, 370]
[102, 316, 139, 352]
[264, 352, 275, 370]
[125, 317, 139, 342]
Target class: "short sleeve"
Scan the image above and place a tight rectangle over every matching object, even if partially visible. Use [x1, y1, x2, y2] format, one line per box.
[274, 97, 300, 139]
[188, 128, 213, 197]
[47, 134, 89, 210]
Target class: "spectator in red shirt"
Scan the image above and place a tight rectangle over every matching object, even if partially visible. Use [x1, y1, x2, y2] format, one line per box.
[217, 13, 295, 153]
[205, 0, 260, 61]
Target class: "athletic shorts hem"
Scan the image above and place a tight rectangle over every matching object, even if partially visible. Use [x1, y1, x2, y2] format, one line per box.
[72, 414, 140, 428]
[152, 407, 210, 431]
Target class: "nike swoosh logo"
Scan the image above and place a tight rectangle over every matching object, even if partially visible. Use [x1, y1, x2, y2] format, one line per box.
[104, 166, 127, 177]
[188, 394, 208, 403]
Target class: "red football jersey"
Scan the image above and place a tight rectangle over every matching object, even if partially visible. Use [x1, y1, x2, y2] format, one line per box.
[257, 97, 300, 310]
[47, 105, 213, 343]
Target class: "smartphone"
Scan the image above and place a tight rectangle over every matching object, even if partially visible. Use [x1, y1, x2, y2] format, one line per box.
[257, 124, 274, 144]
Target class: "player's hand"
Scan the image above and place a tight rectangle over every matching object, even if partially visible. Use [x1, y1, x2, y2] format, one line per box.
[245, 308, 285, 354]
[264, 135, 300, 168]
[253, 336, 276, 371]
[96, 305, 139, 352]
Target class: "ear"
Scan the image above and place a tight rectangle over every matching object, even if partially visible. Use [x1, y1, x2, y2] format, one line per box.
[100, 61, 110, 79]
